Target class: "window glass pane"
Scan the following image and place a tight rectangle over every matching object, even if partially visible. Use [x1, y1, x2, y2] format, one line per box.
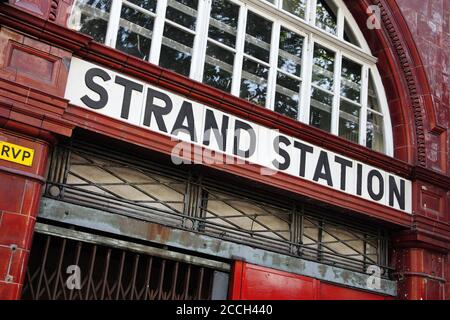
[274, 72, 301, 119]
[367, 111, 384, 152]
[203, 42, 234, 92]
[159, 24, 195, 76]
[344, 19, 360, 47]
[203, 0, 239, 92]
[312, 44, 335, 92]
[244, 11, 272, 63]
[240, 58, 269, 107]
[127, 0, 157, 12]
[310, 87, 332, 132]
[69, 0, 112, 43]
[321, 223, 365, 261]
[282, 0, 307, 19]
[159, 0, 198, 76]
[340, 58, 362, 103]
[208, 0, 239, 48]
[316, 0, 337, 35]
[165, 0, 198, 30]
[339, 100, 360, 143]
[278, 27, 304, 77]
[368, 73, 381, 112]
[116, 5, 154, 60]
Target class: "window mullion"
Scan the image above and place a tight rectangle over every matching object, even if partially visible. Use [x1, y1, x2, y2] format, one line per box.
[330, 50, 342, 135]
[337, 4, 345, 39]
[231, 4, 247, 97]
[309, 0, 318, 26]
[149, 0, 168, 65]
[299, 35, 314, 123]
[359, 65, 369, 146]
[104, 0, 123, 48]
[266, 21, 281, 111]
[190, 0, 211, 80]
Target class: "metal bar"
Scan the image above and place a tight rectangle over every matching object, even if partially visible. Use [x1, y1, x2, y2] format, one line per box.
[196, 267, 204, 300]
[52, 238, 67, 300]
[171, 262, 179, 300]
[85, 245, 97, 300]
[130, 254, 140, 299]
[69, 241, 82, 300]
[100, 248, 112, 300]
[35, 235, 51, 300]
[183, 265, 191, 300]
[157, 260, 166, 300]
[144, 256, 153, 300]
[115, 251, 126, 300]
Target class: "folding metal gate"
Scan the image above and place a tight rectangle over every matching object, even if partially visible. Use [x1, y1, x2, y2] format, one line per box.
[22, 223, 229, 300]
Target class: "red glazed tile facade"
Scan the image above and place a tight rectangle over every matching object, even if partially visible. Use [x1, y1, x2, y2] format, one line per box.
[0, 0, 448, 300]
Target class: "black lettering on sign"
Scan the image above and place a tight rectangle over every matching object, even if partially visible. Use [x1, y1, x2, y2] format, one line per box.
[293, 141, 313, 177]
[313, 151, 333, 186]
[233, 120, 256, 158]
[1, 145, 10, 157]
[203, 109, 229, 151]
[356, 163, 363, 196]
[171, 101, 197, 143]
[143, 88, 173, 132]
[334, 156, 353, 191]
[12, 147, 21, 159]
[389, 176, 405, 210]
[81, 68, 111, 109]
[272, 135, 291, 171]
[115, 76, 143, 120]
[22, 151, 31, 161]
[367, 169, 384, 201]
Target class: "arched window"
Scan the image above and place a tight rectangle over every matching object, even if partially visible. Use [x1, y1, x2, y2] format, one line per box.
[68, 0, 393, 155]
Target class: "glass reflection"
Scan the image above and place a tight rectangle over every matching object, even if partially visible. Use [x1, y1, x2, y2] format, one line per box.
[310, 87, 332, 132]
[338, 99, 360, 143]
[340, 58, 362, 103]
[244, 11, 272, 63]
[312, 44, 335, 92]
[69, 0, 112, 43]
[240, 58, 269, 106]
[166, 0, 198, 30]
[208, 0, 239, 48]
[316, 0, 337, 35]
[203, 42, 234, 92]
[127, 0, 157, 12]
[282, 0, 307, 20]
[116, 5, 154, 60]
[278, 27, 304, 77]
[159, 24, 195, 76]
[274, 72, 301, 119]
[367, 111, 384, 152]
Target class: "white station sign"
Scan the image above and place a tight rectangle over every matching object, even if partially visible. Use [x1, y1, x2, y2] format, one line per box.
[65, 57, 412, 214]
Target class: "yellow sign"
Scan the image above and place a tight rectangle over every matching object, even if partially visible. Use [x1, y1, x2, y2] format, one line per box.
[0, 141, 34, 167]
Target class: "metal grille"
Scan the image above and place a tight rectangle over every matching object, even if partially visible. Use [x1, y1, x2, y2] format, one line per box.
[199, 185, 292, 253]
[22, 231, 215, 300]
[300, 214, 383, 272]
[44, 142, 391, 276]
[47, 144, 188, 227]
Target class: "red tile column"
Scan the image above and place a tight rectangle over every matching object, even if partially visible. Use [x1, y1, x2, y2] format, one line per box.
[0, 129, 50, 300]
